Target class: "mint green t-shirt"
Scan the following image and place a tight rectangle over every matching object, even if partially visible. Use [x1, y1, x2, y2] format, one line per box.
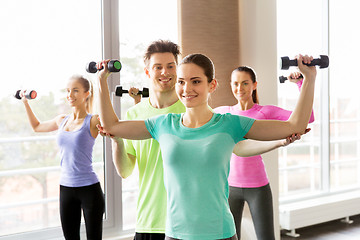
[125, 99, 185, 233]
[145, 113, 255, 240]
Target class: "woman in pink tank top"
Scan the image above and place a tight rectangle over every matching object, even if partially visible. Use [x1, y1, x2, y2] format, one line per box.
[215, 66, 314, 240]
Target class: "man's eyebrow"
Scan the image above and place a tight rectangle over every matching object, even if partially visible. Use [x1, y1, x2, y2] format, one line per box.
[153, 62, 176, 66]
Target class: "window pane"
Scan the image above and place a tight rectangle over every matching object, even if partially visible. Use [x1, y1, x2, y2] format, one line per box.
[118, 0, 178, 230]
[330, 162, 359, 189]
[277, 0, 324, 198]
[279, 144, 321, 196]
[0, 0, 102, 236]
[279, 167, 321, 195]
[329, 0, 360, 191]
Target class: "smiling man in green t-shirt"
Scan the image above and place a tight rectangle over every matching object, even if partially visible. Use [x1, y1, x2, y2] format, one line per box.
[98, 40, 184, 240]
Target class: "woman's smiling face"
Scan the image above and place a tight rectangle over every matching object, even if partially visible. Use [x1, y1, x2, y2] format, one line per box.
[231, 71, 257, 103]
[176, 63, 216, 108]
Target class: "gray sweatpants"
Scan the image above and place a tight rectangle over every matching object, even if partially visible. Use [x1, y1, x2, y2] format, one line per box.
[228, 184, 275, 240]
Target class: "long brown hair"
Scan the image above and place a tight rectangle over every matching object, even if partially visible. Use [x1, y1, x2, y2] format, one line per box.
[233, 66, 259, 104]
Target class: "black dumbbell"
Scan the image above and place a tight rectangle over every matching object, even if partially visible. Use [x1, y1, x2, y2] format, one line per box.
[115, 86, 149, 98]
[280, 55, 329, 70]
[86, 60, 122, 73]
[14, 90, 37, 100]
[279, 74, 304, 83]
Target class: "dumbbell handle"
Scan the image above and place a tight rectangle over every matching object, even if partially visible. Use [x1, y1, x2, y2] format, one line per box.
[120, 89, 144, 95]
[115, 88, 144, 95]
[115, 86, 149, 97]
[281, 55, 329, 70]
[284, 58, 322, 67]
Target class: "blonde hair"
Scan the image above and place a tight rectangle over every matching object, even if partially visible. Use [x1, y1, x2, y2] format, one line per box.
[70, 75, 94, 113]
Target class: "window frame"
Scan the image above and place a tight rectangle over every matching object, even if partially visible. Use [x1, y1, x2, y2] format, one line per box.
[0, 1, 129, 239]
[278, 0, 360, 204]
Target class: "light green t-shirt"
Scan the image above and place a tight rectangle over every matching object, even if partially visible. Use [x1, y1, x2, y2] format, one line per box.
[125, 99, 186, 233]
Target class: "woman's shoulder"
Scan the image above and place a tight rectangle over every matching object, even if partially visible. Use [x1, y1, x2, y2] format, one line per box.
[163, 113, 182, 122]
[89, 114, 100, 126]
[55, 114, 68, 127]
[256, 104, 287, 113]
[215, 112, 252, 122]
[148, 112, 181, 122]
[254, 104, 291, 120]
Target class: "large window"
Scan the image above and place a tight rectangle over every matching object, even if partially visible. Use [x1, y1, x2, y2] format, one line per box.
[0, 0, 103, 239]
[328, 0, 360, 191]
[0, 0, 178, 239]
[277, 0, 360, 201]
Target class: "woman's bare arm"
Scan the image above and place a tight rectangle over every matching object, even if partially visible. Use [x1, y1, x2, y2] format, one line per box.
[96, 60, 151, 140]
[111, 137, 137, 178]
[233, 133, 302, 157]
[245, 55, 316, 141]
[21, 94, 64, 132]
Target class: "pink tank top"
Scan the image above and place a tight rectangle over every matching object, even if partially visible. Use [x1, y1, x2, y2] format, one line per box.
[214, 81, 315, 188]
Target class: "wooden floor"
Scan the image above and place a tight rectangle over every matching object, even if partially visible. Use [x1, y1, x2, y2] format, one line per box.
[280, 214, 360, 240]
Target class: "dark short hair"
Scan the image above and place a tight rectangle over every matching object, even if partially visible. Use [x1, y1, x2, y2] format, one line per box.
[143, 40, 181, 67]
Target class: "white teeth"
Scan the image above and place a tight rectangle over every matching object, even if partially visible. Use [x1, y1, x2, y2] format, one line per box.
[160, 77, 171, 82]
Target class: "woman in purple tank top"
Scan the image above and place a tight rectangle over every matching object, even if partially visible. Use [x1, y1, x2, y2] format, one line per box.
[20, 75, 105, 240]
[214, 66, 314, 240]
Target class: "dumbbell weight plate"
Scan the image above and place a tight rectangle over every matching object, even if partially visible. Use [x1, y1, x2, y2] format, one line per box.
[141, 88, 149, 97]
[14, 90, 22, 99]
[86, 60, 122, 73]
[86, 61, 98, 73]
[108, 60, 122, 72]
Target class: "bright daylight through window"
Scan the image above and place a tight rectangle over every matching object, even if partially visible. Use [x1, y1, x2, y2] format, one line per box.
[0, 0, 177, 239]
[0, 0, 103, 237]
[277, 0, 360, 201]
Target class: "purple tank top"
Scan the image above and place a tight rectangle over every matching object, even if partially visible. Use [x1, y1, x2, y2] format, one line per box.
[57, 114, 99, 187]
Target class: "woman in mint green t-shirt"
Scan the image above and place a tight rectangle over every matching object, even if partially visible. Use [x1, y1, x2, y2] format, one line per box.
[97, 53, 317, 240]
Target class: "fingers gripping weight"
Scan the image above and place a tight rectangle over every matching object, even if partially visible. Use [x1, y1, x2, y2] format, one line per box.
[279, 74, 304, 83]
[14, 90, 37, 100]
[280, 55, 329, 70]
[115, 86, 149, 98]
[86, 60, 122, 73]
